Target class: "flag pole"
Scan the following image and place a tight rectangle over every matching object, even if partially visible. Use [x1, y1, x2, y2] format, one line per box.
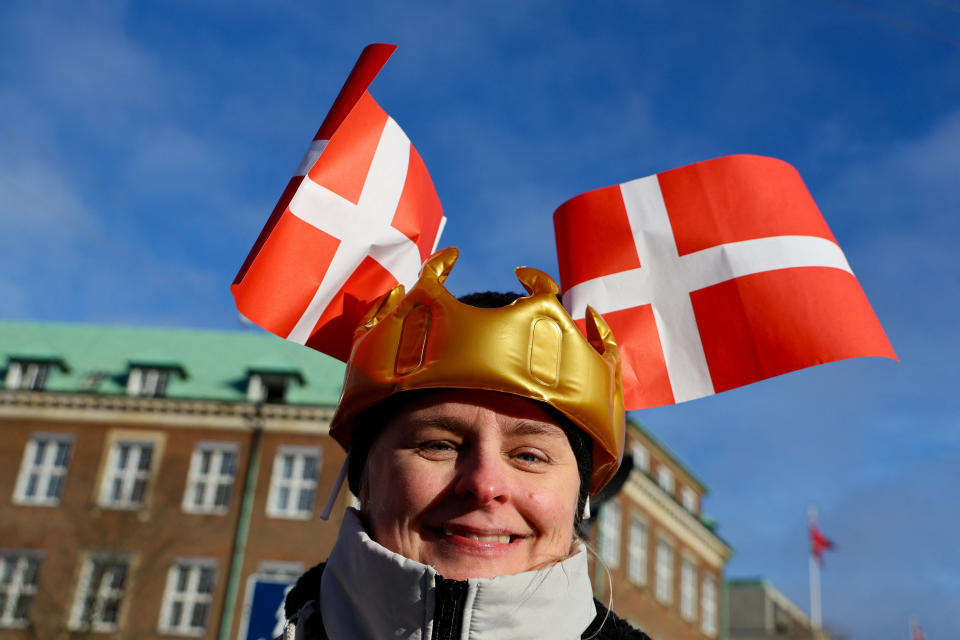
[808, 505, 822, 629]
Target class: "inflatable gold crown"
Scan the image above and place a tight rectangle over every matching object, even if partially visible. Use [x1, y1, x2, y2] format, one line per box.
[329, 247, 626, 494]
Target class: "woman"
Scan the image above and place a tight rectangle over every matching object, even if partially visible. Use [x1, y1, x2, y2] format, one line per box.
[280, 248, 651, 639]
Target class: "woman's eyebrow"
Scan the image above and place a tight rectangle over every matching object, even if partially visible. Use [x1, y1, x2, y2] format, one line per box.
[506, 421, 568, 440]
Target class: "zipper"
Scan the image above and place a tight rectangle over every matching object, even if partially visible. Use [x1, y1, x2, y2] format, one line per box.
[431, 576, 469, 640]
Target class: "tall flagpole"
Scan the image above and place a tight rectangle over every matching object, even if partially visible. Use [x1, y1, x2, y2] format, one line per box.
[808, 505, 822, 629]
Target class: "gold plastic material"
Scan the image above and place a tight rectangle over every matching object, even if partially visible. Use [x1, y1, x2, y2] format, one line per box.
[329, 247, 626, 494]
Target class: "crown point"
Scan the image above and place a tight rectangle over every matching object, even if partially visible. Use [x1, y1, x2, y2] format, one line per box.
[515, 266, 561, 296]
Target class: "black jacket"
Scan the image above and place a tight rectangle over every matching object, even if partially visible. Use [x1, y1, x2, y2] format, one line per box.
[284, 563, 652, 640]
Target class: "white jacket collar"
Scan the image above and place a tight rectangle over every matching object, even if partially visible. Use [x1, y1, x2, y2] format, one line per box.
[318, 508, 596, 640]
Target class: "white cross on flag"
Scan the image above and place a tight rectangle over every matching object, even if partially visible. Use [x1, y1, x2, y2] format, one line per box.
[232, 44, 446, 361]
[554, 154, 896, 411]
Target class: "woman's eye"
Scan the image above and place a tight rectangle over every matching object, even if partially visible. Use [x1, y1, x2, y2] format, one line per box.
[514, 450, 546, 464]
[418, 440, 455, 453]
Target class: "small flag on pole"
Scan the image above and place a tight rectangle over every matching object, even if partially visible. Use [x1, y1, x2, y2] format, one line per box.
[232, 44, 446, 361]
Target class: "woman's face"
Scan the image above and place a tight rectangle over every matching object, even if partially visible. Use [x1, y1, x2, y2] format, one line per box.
[362, 390, 582, 580]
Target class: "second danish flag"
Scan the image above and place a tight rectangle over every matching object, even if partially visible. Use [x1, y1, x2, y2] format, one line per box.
[554, 155, 896, 411]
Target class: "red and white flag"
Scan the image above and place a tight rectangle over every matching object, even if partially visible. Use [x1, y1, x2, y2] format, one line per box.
[232, 44, 446, 361]
[554, 154, 896, 410]
[810, 520, 835, 564]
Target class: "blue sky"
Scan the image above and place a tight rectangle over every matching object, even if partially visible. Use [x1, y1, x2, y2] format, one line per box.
[1, 1, 958, 637]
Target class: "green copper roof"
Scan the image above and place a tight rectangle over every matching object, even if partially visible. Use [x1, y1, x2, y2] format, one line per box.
[0, 321, 344, 405]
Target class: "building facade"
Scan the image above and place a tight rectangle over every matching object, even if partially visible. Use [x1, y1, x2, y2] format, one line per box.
[2, 321, 732, 640]
[727, 579, 834, 640]
[0, 322, 349, 640]
[589, 424, 733, 640]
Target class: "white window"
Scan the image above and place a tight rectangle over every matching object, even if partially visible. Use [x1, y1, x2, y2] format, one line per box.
[267, 447, 321, 519]
[0, 551, 42, 628]
[100, 440, 155, 509]
[680, 556, 698, 620]
[597, 498, 621, 567]
[247, 372, 298, 404]
[13, 434, 72, 506]
[657, 465, 674, 495]
[655, 537, 674, 604]
[183, 443, 238, 514]
[627, 515, 647, 586]
[69, 554, 128, 632]
[4, 362, 51, 391]
[701, 573, 717, 636]
[127, 367, 172, 397]
[681, 486, 698, 513]
[158, 560, 216, 636]
[631, 442, 649, 473]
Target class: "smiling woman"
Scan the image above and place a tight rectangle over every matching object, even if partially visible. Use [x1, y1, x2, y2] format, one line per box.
[278, 248, 650, 640]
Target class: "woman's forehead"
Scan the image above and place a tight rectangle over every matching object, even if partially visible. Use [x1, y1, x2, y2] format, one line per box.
[387, 389, 569, 437]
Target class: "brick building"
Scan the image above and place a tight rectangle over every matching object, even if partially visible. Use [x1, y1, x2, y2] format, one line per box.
[2, 321, 732, 639]
[0, 322, 348, 640]
[589, 424, 733, 640]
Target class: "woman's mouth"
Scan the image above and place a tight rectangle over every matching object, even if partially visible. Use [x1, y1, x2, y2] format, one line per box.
[443, 529, 512, 544]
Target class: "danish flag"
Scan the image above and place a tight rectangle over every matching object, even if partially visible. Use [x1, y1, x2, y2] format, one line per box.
[232, 44, 446, 361]
[554, 155, 896, 410]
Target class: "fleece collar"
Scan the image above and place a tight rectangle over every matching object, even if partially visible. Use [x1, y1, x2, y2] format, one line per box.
[317, 508, 596, 640]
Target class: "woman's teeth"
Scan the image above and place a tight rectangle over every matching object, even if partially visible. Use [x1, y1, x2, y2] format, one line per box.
[444, 529, 511, 544]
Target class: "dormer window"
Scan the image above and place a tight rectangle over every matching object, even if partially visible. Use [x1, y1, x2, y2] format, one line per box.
[246, 369, 304, 404]
[125, 360, 186, 398]
[127, 367, 171, 397]
[4, 357, 68, 391]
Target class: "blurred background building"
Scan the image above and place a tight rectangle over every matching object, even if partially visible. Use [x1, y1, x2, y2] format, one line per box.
[727, 579, 836, 640]
[2, 321, 735, 640]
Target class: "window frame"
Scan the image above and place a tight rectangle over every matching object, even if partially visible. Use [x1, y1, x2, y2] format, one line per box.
[657, 465, 675, 495]
[0, 550, 43, 628]
[597, 497, 622, 568]
[701, 572, 718, 636]
[266, 446, 322, 519]
[182, 442, 239, 515]
[68, 553, 130, 633]
[126, 366, 173, 398]
[99, 438, 157, 510]
[626, 513, 648, 586]
[4, 361, 52, 391]
[681, 486, 698, 513]
[679, 554, 698, 621]
[13, 433, 73, 506]
[157, 558, 217, 637]
[655, 536, 674, 605]
[630, 442, 650, 473]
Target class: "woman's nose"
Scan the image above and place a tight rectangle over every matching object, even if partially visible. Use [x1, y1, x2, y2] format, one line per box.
[453, 449, 510, 505]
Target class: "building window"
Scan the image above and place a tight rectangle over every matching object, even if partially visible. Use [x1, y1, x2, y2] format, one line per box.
[247, 372, 301, 404]
[657, 465, 674, 495]
[100, 440, 155, 509]
[631, 442, 650, 473]
[0, 551, 42, 628]
[183, 443, 238, 514]
[69, 554, 128, 632]
[597, 498, 621, 567]
[13, 434, 72, 506]
[701, 573, 717, 636]
[4, 361, 51, 391]
[158, 560, 215, 636]
[681, 486, 698, 513]
[680, 556, 698, 621]
[655, 537, 674, 604]
[266, 447, 321, 519]
[127, 367, 172, 397]
[627, 515, 647, 586]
